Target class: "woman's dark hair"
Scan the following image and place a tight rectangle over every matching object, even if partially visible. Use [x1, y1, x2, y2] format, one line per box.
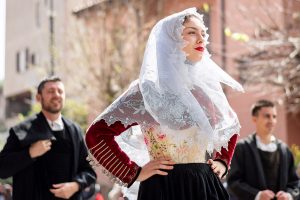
[183, 9, 203, 24]
[183, 14, 199, 24]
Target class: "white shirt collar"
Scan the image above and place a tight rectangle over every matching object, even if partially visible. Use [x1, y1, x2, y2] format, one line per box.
[255, 134, 277, 152]
[46, 115, 64, 131]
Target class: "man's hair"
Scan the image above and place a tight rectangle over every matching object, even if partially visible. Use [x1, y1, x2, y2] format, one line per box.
[37, 76, 62, 94]
[251, 99, 275, 116]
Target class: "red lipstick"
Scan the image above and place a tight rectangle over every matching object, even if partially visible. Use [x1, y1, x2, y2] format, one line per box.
[195, 47, 204, 52]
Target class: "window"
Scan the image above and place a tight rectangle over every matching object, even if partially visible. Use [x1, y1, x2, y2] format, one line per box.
[35, 2, 40, 28]
[25, 48, 30, 69]
[16, 49, 29, 73]
[16, 52, 20, 72]
[19, 50, 26, 72]
[31, 54, 36, 65]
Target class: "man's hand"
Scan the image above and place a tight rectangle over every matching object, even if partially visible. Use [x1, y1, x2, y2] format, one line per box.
[50, 182, 80, 199]
[29, 139, 52, 158]
[137, 157, 175, 182]
[276, 191, 291, 200]
[258, 190, 275, 200]
[207, 159, 226, 179]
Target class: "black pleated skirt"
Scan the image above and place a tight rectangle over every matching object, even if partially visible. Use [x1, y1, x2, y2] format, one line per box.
[137, 163, 229, 200]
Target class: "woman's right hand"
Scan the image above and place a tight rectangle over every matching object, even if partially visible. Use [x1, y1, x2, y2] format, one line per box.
[137, 157, 175, 182]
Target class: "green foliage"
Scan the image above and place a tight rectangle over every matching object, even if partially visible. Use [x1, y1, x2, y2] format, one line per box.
[0, 121, 6, 132]
[61, 99, 88, 132]
[224, 27, 249, 42]
[290, 144, 300, 167]
[290, 144, 300, 177]
[0, 139, 5, 150]
[0, 177, 12, 185]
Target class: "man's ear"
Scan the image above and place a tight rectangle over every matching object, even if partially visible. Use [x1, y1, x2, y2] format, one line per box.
[36, 93, 41, 102]
[252, 116, 257, 124]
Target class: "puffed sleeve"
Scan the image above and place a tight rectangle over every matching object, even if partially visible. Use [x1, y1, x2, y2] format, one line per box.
[85, 120, 140, 187]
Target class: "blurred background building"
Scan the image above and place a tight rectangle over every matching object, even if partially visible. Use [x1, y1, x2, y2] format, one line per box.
[3, 0, 76, 127]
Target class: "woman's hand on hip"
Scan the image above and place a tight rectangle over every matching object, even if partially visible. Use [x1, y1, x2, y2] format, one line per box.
[207, 159, 226, 179]
[137, 157, 175, 182]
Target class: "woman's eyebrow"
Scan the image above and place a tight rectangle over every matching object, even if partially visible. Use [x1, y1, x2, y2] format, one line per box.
[185, 27, 198, 30]
[184, 27, 204, 33]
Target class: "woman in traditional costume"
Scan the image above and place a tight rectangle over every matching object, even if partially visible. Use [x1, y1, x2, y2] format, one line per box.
[86, 8, 244, 200]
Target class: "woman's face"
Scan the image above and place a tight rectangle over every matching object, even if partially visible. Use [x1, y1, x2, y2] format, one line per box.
[182, 16, 206, 62]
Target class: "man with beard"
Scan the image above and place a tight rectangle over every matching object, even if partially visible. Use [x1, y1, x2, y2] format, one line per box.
[227, 100, 299, 200]
[0, 77, 96, 200]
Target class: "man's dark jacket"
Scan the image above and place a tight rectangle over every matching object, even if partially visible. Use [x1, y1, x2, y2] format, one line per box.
[0, 112, 97, 200]
[227, 134, 299, 200]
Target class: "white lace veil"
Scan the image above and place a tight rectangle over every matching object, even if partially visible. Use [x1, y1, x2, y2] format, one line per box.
[93, 7, 244, 157]
[139, 7, 243, 153]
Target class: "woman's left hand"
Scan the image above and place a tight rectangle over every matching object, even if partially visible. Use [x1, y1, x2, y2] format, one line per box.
[207, 159, 226, 179]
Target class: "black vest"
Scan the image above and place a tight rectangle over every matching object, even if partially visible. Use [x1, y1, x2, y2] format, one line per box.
[258, 148, 280, 193]
[37, 127, 74, 199]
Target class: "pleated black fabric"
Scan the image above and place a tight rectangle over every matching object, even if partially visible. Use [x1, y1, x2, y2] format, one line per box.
[137, 163, 229, 200]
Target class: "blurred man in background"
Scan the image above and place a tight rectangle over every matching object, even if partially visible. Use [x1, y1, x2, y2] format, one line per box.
[0, 76, 96, 200]
[227, 99, 299, 200]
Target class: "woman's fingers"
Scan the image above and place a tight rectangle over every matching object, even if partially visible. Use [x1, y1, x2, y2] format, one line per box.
[207, 159, 225, 179]
[207, 159, 213, 165]
[137, 157, 175, 181]
[158, 164, 174, 170]
[153, 160, 175, 170]
[156, 170, 168, 176]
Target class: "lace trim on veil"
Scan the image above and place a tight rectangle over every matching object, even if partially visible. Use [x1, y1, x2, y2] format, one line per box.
[92, 80, 241, 154]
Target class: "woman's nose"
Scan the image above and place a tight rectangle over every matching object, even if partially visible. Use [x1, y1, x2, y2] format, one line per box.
[196, 35, 204, 44]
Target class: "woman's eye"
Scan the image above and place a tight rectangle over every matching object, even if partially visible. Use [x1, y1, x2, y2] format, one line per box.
[188, 31, 196, 35]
